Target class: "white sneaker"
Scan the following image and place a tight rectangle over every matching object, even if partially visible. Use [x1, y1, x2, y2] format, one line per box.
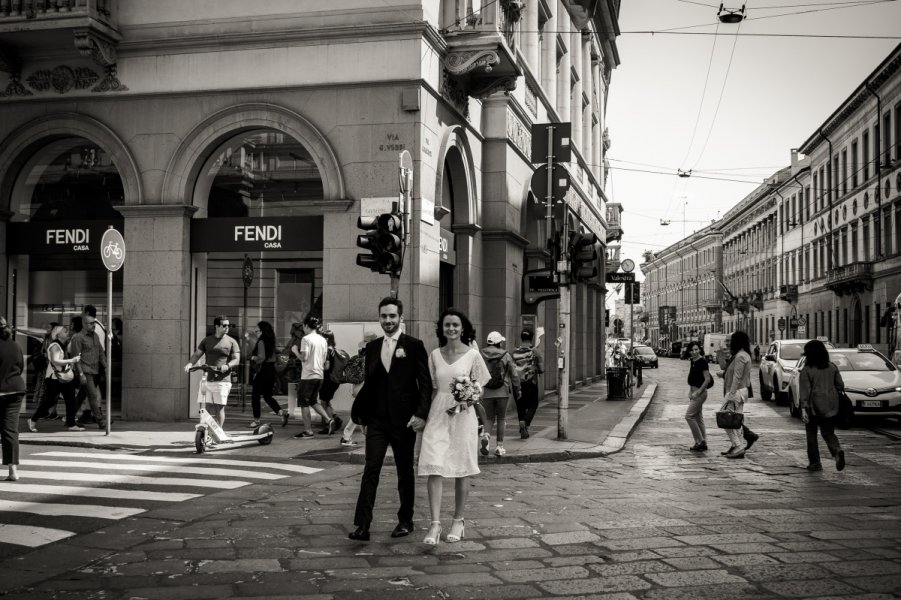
[248, 420, 261, 428]
[495, 445, 506, 456]
[27, 419, 37, 433]
[68, 425, 86, 432]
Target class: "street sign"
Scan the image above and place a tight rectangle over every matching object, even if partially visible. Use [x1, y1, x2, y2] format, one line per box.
[797, 316, 807, 326]
[531, 122, 572, 163]
[777, 317, 786, 332]
[100, 227, 126, 272]
[530, 164, 571, 204]
[523, 269, 560, 305]
[798, 325, 807, 336]
[789, 317, 799, 330]
[606, 272, 635, 283]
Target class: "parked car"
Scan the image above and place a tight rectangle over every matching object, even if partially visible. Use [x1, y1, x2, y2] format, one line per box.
[631, 345, 658, 368]
[786, 345, 901, 420]
[759, 338, 834, 404]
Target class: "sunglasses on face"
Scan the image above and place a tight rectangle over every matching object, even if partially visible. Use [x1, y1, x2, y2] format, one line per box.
[218, 323, 230, 328]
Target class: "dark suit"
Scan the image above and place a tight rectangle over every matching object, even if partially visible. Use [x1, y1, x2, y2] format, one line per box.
[352, 333, 432, 528]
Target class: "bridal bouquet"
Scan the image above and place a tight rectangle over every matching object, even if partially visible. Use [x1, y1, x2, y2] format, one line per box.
[447, 374, 482, 416]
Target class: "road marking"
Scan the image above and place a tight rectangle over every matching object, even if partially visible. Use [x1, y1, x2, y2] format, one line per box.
[18, 471, 250, 489]
[0, 524, 75, 547]
[38, 451, 321, 474]
[0, 500, 144, 520]
[25, 459, 285, 480]
[0, 483, 199, 502]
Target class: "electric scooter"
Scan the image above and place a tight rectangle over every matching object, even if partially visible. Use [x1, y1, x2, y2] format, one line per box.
[189, 365, 274, 453]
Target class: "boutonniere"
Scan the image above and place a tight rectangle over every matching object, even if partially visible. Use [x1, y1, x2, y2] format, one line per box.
[395, 348, 407, 359]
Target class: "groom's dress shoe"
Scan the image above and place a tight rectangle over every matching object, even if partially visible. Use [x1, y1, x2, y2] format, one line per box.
[348, 526, 370, 541]
[390, 521, 414, 538]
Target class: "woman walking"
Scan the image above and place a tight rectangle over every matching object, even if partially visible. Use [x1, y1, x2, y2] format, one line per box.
[0, 316, 25, 481]
[27, 326, 81, 432]
[721, 331, 753, 459]
[685, 341, 713, 452]
[418, 308, 489, 545]
[798, 339, 846, 472]
[249, 321, 287, 428]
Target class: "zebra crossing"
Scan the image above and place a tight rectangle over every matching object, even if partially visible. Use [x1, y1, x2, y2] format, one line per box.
[0, 450, 321, 552]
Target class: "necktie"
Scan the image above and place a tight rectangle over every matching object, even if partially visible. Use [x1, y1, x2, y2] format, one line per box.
[382, 337, 394, 372]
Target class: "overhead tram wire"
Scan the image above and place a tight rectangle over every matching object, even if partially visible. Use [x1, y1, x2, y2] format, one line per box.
[678, 20, 721, 170]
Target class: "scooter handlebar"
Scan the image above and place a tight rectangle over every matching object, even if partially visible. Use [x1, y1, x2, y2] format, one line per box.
[187, 364, 223, 375]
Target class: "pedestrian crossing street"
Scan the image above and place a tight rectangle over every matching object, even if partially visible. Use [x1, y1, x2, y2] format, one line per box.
[0, 451, 321, 552]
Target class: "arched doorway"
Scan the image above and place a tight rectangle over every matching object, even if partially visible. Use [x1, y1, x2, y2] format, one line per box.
[6, 136, 125, 410]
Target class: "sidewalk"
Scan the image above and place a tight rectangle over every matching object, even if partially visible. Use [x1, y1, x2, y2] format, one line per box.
[18, 377, 657, 463]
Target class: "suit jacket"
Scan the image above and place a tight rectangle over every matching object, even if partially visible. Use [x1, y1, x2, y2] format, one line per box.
[351, 333, 433, 427]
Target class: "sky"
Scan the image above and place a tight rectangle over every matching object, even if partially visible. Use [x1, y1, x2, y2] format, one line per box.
[604, 0, 901, 301]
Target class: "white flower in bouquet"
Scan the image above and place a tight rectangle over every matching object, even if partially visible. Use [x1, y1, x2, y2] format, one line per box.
[447, 374, 482, 415]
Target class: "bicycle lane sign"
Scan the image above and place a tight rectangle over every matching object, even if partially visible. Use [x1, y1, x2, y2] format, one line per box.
[100, 227, 126, 271]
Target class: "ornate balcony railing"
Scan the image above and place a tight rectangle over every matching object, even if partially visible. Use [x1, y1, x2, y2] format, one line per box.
[442, 0, 523, 101]
[825, 261, 873, 296]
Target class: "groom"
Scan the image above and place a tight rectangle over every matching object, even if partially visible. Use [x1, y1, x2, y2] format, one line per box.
[348, 296, 432, 541]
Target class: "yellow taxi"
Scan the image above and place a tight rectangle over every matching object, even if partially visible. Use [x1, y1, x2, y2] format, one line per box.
[787, 345, 901, 420]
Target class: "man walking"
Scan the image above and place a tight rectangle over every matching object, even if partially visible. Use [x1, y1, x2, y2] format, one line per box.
[68, 310, 107, 429]
[290, 316, 333, 438]
[512, 329, 544, 439]
[348, 297, 432, 541]
[184, 315, 240, 428]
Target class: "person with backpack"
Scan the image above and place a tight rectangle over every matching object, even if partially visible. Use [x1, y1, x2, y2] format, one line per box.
[685, 341, 713, 452]
[512, 329, 544, 439]
[479, 332, 520, 457]
[339, 332, 375, 447]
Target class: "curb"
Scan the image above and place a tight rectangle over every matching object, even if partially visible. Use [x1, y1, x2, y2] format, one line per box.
[598, 382, 657, 455]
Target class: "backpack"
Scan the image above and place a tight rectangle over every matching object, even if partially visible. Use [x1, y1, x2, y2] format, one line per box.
[342, 354, 366, 384]
[512, 346, 536, 381]
[328, 348, 352, 384]
[483, 352, 507, 389]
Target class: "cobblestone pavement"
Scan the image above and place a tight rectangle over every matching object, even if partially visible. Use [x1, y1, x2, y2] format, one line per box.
[3, 357, 901, 599]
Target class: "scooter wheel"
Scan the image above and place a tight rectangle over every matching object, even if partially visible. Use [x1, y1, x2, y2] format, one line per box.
[195, 427, 207, 454]
[255, 423, 274, 445]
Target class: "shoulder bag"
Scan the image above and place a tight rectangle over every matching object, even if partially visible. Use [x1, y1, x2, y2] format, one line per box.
[716, 399, 744, 429]
[47, 343, 74, 383]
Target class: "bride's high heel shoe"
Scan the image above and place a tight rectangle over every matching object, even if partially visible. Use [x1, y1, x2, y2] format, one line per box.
[423, 521, 442, 545]
[446, 518, 465, 543]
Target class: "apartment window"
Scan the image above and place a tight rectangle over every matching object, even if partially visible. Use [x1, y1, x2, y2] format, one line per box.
[840, 229, 848, 265]
[851, 140, 859, 188]
[863, 218, 870, 261]
[791, 195, 797, 225]
[805, 186, 811, 222]
[884, 112, 892, 164]
[779, 203, 785, 233]
[851, 224, 858, 262]
[813, 241, 819, 277]
[895, 103, 901, 161]
[841, 148, 848, 194]
[883, 206, 892, 255]
[863, 129, 870, 180]
[875, 123, 881, 172]
[843, 309, 848, 345]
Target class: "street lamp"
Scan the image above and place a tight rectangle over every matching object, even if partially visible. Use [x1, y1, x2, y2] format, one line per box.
[717, 3, 746, 23]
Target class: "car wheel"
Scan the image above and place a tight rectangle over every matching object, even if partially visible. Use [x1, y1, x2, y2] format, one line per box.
[788, 391, 800, 418]
[759, 372, 773, 402]
[774, 376, 788, 405]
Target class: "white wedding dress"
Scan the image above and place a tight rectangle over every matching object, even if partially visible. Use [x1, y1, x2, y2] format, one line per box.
[418, 347, 490, 478]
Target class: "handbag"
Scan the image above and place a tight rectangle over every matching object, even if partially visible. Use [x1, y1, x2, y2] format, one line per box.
[50, 363, 74, 383]
[716, 400, 744, 429]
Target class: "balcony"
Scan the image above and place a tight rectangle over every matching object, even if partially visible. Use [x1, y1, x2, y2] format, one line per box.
[749, 291, 764, 310]
[442, 0, 523, 100]
[704, 301, 721, 314]
[606, 202, 623, 243]
[0, 0, 120, 83]
[825, 261, 874, 296]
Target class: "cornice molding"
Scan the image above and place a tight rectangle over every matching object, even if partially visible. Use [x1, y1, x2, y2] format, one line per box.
[480, 228, 530, 248]
[114, 204, 198, 218]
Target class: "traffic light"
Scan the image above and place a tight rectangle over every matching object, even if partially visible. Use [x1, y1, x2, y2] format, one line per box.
[605, 308, 610, 328]
[547, 230, 562, 271]
[356, 213, 403, 275]
[569, 232, 598, 282]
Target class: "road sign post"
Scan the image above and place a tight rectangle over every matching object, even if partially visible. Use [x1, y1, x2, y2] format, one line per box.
[100, 227, 125, 436]
[241, 254, 254, 414]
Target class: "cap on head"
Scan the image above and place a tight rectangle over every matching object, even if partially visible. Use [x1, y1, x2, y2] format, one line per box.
[487, 331, 505, 345]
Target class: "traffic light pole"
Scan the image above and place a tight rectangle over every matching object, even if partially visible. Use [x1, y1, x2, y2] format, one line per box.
[542, 125, 569, 441]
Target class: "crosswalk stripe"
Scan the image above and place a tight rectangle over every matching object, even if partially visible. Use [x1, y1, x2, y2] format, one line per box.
[25, 459, 285, 480]
[1, 483, 200, 502]
[0, 500, 144, 520]
[38, 451, 321, 474]
[0, 524, 75, 547]
[18, 471, 250, 490]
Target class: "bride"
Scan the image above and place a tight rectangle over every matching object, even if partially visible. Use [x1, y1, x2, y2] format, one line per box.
[417, 308, 489, 545]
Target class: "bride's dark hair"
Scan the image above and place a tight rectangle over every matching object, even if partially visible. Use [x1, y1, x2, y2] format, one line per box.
[435, 308, 476, 346]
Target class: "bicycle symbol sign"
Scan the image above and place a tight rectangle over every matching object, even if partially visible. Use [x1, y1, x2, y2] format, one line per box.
[100, 228, 126, 271]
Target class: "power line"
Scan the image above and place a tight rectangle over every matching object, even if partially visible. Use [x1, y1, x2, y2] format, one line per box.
[679, 20, 721, 169]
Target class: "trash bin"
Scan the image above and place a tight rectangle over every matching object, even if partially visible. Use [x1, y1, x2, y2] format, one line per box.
[606, 366, 627, 399]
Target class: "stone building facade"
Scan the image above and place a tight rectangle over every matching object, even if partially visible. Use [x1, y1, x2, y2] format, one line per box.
[0, 1, 621, 419]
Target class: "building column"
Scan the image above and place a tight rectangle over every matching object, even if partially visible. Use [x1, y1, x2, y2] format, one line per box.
[523, 0, 540, 74]
[556, 11, 570, 122]
[0, 211, 8, 317]
[116, 204, 196, 421]
[570, 30, 582, 150]
[541, 4, 557, 104]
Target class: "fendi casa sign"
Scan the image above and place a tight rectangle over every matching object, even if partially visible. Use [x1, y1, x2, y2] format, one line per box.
[7, 217, 323, 254]
[7, 221, 123, 254]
